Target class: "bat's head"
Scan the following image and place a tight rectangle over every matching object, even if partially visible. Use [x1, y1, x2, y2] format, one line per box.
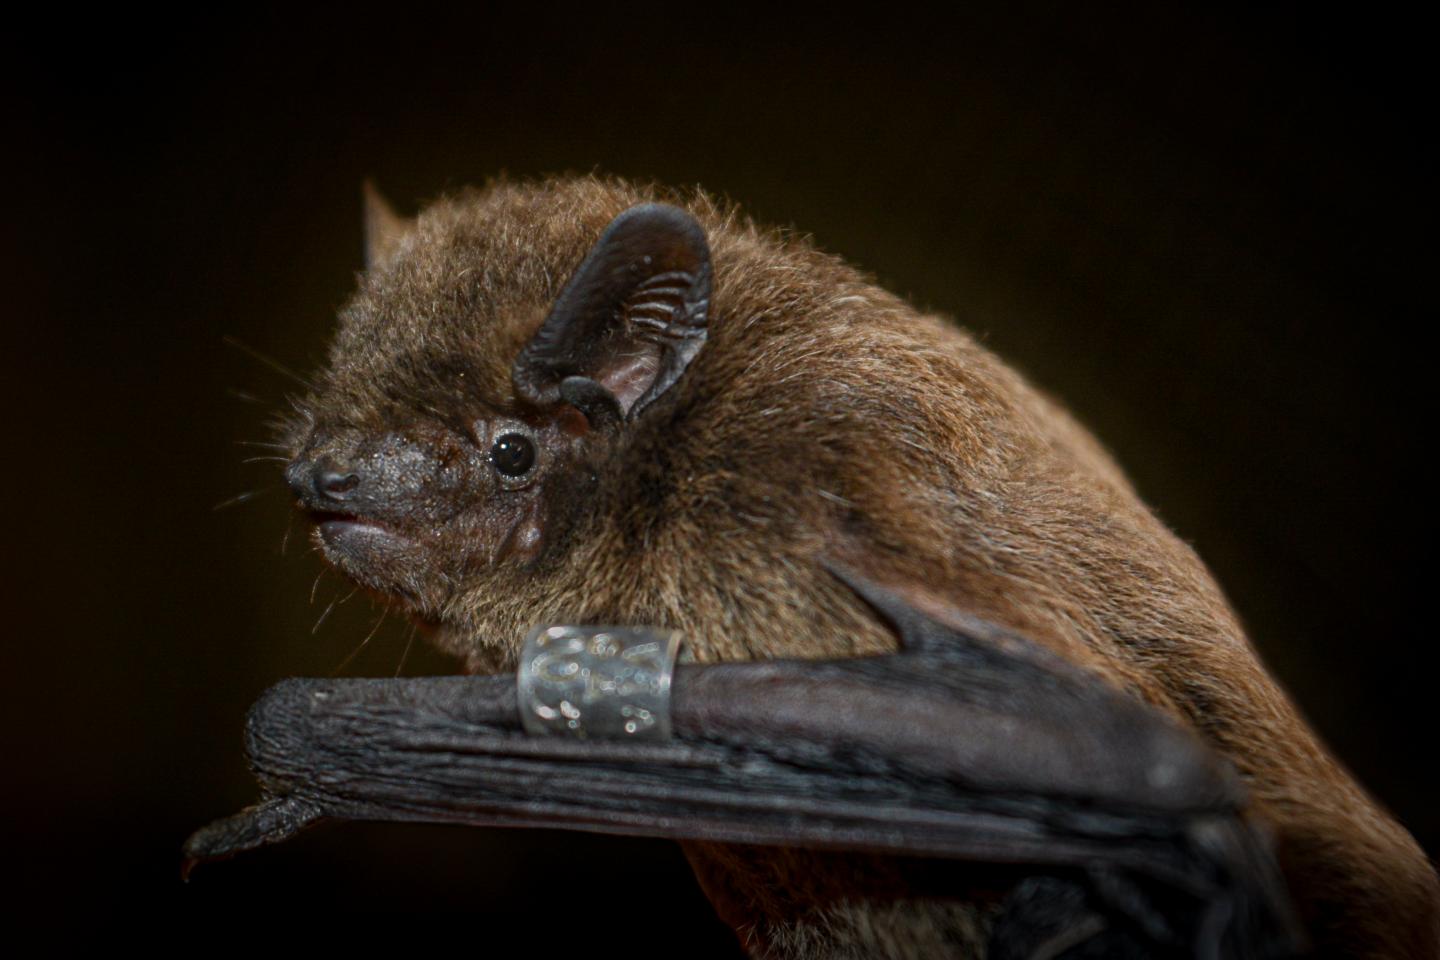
[282, 179, 722, 661]
[281, 176, 979, 670]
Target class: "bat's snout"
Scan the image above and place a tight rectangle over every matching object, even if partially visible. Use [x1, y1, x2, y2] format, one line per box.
[284, 423, 486, 527]
[285, 455, 361, 510]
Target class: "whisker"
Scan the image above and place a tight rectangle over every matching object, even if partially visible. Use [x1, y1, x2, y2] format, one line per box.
[242, 455, 291, 464]
[395, 623, 419, 677]
[227, 387, 268, 405]
[311, 568, 329, 604]
[331, 607, 390, 676]
[312, 595, 339, 635]
[234, 440, 290, 450]
[223, 335, 315, 390]
[213, 488, 271, 511]
[280, 513, 296, 556]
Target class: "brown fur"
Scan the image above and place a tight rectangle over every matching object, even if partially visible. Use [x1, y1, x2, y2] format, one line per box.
[286, 175, 1438, 958]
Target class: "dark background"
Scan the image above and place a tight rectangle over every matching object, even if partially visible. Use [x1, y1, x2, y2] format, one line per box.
[6, 5, 1429, 941]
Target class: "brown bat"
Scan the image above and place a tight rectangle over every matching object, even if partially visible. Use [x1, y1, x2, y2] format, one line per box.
[188, 176, 1437, 958]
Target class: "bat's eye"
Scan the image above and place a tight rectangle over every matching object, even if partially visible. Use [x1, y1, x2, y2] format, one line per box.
[491, 433, 536, 478]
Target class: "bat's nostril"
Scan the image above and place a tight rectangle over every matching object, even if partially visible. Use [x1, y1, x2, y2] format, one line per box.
[316, 469, 361, 501]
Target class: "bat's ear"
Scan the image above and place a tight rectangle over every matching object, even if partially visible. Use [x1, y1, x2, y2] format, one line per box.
[363, 180, 413, 270]
[513, 203, 711, 425]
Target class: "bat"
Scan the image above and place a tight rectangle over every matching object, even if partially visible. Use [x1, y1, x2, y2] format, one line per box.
[188, 177, 1437, 958]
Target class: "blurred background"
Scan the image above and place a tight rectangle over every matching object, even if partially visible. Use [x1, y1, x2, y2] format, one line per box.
[6, 4, 1428, 943]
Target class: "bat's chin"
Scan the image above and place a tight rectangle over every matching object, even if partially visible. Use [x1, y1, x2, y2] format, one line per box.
[307, 513, 436, 602]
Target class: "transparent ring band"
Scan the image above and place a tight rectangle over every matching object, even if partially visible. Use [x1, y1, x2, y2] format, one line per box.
[517, 625, 683, 742]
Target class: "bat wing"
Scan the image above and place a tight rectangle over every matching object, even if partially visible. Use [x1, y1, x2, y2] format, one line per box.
[186, 568, 1302, 958]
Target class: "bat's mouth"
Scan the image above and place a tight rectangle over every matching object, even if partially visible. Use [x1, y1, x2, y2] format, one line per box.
[303, 509, 440, 606]
[308, 511, 415, 554]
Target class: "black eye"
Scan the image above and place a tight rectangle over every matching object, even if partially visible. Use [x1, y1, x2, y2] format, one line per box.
[491, 433, 536, 478]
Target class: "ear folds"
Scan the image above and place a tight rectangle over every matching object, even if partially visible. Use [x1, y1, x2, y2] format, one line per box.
[513, 203, 712, 422]
[363, 181, 413, 270]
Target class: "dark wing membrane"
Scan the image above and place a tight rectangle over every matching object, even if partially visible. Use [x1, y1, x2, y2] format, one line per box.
[187, 576, 1302, 958]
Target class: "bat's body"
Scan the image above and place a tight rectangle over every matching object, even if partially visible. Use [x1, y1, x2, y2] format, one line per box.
[250, 177, 1434, 957]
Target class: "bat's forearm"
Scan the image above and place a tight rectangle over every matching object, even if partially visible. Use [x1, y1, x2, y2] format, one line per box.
[189, 663, 1222, 866]
[185, 653, 1299, 956]
[186, 581, 1305, 957]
